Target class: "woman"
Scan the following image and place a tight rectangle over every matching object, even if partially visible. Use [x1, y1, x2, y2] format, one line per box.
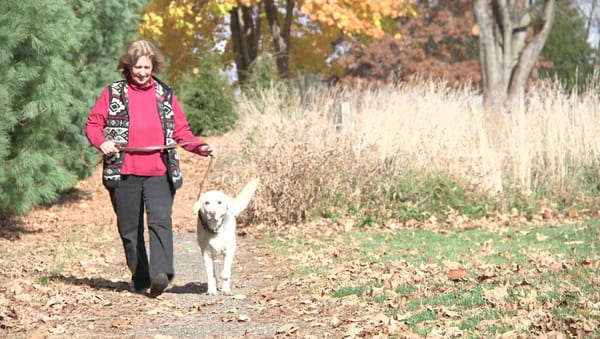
[85, 39, 215, 297]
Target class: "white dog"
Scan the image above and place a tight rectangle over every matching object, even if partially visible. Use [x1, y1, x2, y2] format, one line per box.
[192, 179, 259, 295]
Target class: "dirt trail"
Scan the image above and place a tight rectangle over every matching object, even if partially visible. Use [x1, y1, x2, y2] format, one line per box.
[128, 233, 281, 338]
[0, 145, 309, 338]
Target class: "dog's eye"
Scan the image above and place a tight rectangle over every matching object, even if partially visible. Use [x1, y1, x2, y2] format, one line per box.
[217, 200, 223, 205]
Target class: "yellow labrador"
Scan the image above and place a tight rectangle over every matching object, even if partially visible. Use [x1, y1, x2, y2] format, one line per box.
[192, 179, 259, 295]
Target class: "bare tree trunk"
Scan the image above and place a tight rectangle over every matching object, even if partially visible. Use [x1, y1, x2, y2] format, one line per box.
[264, 0, 294, 78]
[584, 0, 597, 41]
[230, 5, 261, 83]
[474, 0, 506, 107]
[585, 0, 600, 63]
[473, 0, 556, 108]
[508, 0, 555, 102]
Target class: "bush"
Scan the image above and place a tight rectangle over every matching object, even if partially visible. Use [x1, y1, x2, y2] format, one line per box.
[241, 56, 281, 94]
[241, 56, 292, 105]
[176, 54, 238, 136]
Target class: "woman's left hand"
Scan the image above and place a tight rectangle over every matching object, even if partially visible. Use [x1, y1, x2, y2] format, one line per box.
[199, 144, 216, 158]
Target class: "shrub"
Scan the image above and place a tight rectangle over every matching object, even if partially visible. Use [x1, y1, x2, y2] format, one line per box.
[241, 56, 283, 94]
[240, 56, 292, 108]
[176, 54, 238, 136]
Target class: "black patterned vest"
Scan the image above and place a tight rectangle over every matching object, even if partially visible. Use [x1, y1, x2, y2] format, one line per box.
[102, 77, 183, 190]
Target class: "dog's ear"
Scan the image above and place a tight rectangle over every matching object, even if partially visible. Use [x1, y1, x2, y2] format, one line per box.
[192, 199, 202, 215]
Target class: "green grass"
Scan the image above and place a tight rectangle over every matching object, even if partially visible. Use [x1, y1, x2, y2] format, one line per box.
[342, 222, 597, 266]
[295, 265, 330, 276]
[346, 170, 494, 225]
[265, 220, 599, 336]
[332, 285, 367, 298]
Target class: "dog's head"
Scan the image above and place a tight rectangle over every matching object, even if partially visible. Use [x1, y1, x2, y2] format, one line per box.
[193, 190, 232, 226]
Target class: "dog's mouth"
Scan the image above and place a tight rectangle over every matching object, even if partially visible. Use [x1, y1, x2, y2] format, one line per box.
[199, 212, 224, 233]
[205, 214, 222, 222]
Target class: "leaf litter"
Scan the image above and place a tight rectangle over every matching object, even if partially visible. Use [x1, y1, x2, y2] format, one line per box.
[1, 149, 599, 338]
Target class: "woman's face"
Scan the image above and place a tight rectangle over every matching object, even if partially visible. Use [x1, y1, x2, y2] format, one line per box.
[130, 55, 153, 86]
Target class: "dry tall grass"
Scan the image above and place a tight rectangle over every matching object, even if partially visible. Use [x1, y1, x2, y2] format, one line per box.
[212, 81, 600, 224]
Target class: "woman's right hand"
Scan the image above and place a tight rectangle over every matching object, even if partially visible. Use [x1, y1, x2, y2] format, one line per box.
[99, 140, 120, 156]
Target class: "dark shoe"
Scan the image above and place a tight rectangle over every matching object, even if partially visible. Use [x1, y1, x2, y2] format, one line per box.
[131, 286, 147, 294]
[149, 273, 169, 297]
[131, 279, 150, 294]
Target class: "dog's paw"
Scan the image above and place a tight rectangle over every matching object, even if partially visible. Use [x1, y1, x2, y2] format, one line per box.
[222, 280, 232, 295]
[206, 289, 219, 295]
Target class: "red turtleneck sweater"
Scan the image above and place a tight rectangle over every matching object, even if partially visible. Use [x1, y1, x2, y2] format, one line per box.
[85, 77, 206, 177]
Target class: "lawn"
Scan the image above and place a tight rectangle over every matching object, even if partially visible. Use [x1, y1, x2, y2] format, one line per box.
[264, 219, 599, 337]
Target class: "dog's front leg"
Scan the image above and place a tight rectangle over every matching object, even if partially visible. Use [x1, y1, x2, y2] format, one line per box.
[221, 247, 236, 295]
[203, 251, 218, 295]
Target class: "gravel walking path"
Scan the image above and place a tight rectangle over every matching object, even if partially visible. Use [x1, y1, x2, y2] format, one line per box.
[127, 232, 282, 338]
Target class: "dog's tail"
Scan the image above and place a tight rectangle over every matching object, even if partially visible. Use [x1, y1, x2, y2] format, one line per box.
[231, 178, 259, 216]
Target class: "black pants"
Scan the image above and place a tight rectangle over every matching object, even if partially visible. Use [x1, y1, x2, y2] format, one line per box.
[108, 175, 175, 289]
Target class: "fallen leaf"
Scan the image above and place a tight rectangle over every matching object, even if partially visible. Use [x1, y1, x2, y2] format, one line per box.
[536, 233, 549, 241]
[49, 325, 66, 334]
[276, 323, 298, 335]
[343, 322, 362, 337]
[369, 312, 389, 325]
[483, 285, 508, 306]
[146, 307, 167, 315]
[237, 314, 251, 322]
[447, 268, 468, 281]
[111, 321, 134, 329]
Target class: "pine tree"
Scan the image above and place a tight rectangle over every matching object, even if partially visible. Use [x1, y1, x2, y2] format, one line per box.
[0, 0, 147, 216]
[0, 0, 84, 215]
[540, 0, 595, 92]
[177, 54, 239, 136]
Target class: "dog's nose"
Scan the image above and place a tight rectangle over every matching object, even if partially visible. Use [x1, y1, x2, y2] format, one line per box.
[207, 210, 216, 217]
